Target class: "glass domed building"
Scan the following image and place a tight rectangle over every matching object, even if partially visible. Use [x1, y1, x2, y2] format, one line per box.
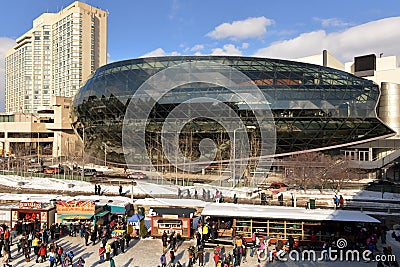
[72, 56, 394, 171]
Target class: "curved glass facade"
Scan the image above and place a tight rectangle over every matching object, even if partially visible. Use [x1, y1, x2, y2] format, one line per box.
[72, 56, 394, 165]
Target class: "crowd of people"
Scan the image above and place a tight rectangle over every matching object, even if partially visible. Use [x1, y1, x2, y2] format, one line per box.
[0, 222, 85, 266]
[0, 215, 133, 267]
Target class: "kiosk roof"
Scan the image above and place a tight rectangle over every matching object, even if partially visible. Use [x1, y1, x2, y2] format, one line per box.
[201, 203, 380, 223]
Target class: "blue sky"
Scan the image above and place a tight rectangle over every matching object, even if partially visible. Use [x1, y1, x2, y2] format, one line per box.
[1, 0, 400, 110]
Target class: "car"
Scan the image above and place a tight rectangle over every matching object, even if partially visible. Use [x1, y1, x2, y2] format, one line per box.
[367, 180, 395, 186]
[44, 166, 64, 174]
[80, 168, 98, 177]
[127, 172, 147, 179]
[267, 182, 288, 194]
[27, 165, 46, 173]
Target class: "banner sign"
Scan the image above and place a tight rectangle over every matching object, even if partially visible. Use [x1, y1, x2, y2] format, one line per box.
[56, 200, 95, 214]
[19, 202, 42, 209]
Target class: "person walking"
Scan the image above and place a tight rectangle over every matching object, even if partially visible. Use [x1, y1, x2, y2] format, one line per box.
[91, 230, 97, 246]
[339, 195, 345, 209]
[38, 243, 47, 263]
[2, 251, 12, 267]
[99, 245, 105, 263]
[49, 250, 56, 267]
[169, 250, 175, 265]
[160, 253, 167, 267]
[119, 185, 123, 196]
[109, 257, 116, 267]
[233, 194, 238, 204]
[187, 247, 195, 267]
[119, 237, 125, 253]
[105, 242, 112, 261]
[198, 245, 204, 267]
[333, 195, 339, 208]
[161, 231, 168, 252]
[113, 239, 119, 257]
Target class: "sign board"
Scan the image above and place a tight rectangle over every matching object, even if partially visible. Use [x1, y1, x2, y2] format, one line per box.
[19, 202, 42, 209]
[162, 214, 179, 219]
[56, 200, 95, 214]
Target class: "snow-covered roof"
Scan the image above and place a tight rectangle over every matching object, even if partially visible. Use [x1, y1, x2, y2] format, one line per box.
[134, 198, 207, 208]
[201, 203, 380, 223]
[0, 193, 61, 203]
[71, 195, 131, 207]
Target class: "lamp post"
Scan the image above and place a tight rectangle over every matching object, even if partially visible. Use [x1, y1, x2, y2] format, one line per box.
[82, 126, 86, 181]
[232, 126, 256, 188]
[102, 142, 107, 167]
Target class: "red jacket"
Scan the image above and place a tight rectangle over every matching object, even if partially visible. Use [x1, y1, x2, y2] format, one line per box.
[99, 247, 105, 256]
[4, 230, 10, 240]
[39, 245, 47, 256]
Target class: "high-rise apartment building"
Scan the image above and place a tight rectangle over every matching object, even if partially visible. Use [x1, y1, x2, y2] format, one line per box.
[5, 1, 107, 113]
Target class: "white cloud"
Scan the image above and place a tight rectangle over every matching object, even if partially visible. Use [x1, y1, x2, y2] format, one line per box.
[0, 37, 16, 112]
[241, 42, 249, 49]
[190, 44, 204, 52]
[210, 44, 242, 56]
[141, 48, 181, 58]
[314, 17, 353, 28]
[207, 16, 274, 40]
[254, 17, 400, 62]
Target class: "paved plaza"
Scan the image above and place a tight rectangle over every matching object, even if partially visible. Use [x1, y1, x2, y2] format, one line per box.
[3, 233, 399, 267]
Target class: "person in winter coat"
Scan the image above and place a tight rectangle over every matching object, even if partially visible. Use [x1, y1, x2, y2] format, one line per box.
[119, 237, 125, 253]
[198, 245, 205, 267]
[91, 230, 97, 246]
[2, 251, 12, 267]
[160, 253, 167, 267]
[56, 246, 63, 265]
[169, 250, 176, 265]
[49, 250, 56, 267]
[99, 245, 106, 263]
[67, 250, 75, 265]
[339, 195, 345, 208]
[32, 236, 40, 259]
[112, 240, 119, 257]
[109, 257, 116, 267]
[84, 230, 90, 246]
[77, 257, 85, 267]
[38, 243, 47, 263]
[105, 242, 112, 261]
[161, 231, 168, 252]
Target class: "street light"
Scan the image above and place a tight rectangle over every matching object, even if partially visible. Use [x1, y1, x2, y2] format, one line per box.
[233, 125, 256, 188]
[102, 142, 108, 167]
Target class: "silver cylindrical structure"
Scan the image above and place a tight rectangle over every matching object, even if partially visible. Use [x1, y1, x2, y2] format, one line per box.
[378, 82, 400, 137]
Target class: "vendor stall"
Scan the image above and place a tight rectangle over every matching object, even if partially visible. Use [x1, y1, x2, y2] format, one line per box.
[150, 207, 197, 239]
[56, 199, 106, 226]
[127, 214, 144, 238]
[11, 201, 56, 232]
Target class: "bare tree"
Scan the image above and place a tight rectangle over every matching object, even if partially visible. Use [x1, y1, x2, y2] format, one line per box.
[325, 155, 364, 192]
[285, 152, 328, 192]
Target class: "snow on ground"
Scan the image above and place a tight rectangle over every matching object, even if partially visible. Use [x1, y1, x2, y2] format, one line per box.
[0, 174, 180, 196]
[0, 174, 399, 204]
